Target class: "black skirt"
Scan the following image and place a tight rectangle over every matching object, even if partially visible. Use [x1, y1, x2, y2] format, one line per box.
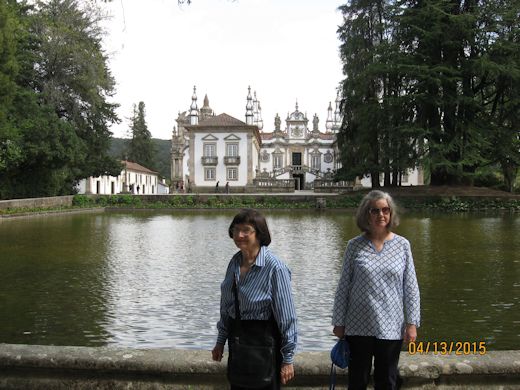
[228, 317, 282, 390]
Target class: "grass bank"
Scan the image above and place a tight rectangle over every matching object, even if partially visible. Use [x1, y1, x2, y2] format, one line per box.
[1, 189, 519, 217]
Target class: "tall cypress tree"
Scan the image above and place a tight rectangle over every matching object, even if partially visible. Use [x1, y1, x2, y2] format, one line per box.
[337, 0, 422, 187]
[336, 0, 386, 188]
[475, 0, 520, 192]
[337, 0, 519, 190]
[127, 101, 155, 170]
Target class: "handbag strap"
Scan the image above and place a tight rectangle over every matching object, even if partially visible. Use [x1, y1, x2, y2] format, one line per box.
[329, 364, 337, 390]
[232, 275, 243, 339]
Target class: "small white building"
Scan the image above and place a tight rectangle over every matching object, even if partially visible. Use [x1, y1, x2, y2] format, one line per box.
[77, 160, 160, 195]
[157, 179, 170, 195]
[359, 169, 424, 188]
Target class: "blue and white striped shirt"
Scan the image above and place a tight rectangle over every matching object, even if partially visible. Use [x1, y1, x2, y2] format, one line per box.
[216, 246, 298, 364]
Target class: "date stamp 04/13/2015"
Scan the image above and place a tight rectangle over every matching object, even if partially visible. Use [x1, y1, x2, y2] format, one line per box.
[407, 341, 487, 355]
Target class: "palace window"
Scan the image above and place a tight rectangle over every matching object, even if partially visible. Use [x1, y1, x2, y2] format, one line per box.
[273, 154, 283, 169]
[202, 143, 218, 165]
[227, 167, 238, 181]
[311, 154, 321, 170]
[226, 143, 239, 157]
[224, 143, 240, 164]
[203, 143, 216, 157]
[205, 168, 216, 181]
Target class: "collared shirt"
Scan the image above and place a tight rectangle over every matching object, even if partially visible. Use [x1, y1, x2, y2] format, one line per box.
[216, 246, 298, 364]
[332, 234, 421, 340]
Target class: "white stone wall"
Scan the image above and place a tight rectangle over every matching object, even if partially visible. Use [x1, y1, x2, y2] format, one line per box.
[78, 170, 159, 195]
[77, 176, 121, 195]
[360, 167, 424, 188]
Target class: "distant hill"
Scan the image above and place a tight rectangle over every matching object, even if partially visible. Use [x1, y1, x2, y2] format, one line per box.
[109, 138, 171, 180]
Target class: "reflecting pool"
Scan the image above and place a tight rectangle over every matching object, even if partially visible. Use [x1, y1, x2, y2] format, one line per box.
[0, 210, 518, 351]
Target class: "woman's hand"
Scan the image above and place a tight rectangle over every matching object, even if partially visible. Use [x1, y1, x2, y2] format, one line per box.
[333, 326, 345, 339]
[403, 324, 417, 343]
[280, 363, 294, 384]
[211, 343, 224, 362]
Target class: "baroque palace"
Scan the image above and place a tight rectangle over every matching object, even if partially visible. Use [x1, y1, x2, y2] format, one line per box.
[170, 86, 346, 192]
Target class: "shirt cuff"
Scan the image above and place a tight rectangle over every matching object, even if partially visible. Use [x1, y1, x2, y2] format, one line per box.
[282, 351, 294, 364]
[216, 332, 227, 346]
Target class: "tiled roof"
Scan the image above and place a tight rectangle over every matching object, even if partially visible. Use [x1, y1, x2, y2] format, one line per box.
[122, 160, 158, 175]
[260, 132, 334, 141]
[319, 133, 334, 140]
[198, 113, 248, 127]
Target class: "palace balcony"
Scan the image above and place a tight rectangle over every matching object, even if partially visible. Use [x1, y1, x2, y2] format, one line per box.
[290, 165, 310, 173]
[201, 156, 218, 166]
[224, 156, 241, 165]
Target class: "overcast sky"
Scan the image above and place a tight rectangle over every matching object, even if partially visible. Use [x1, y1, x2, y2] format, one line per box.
[100, 0, 344, 140]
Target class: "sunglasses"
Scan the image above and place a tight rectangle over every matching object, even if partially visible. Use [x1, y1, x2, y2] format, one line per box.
[369, 207, 391, 215]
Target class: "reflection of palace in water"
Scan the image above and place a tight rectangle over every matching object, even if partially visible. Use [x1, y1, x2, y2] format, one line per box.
[170, 86, 423, 192]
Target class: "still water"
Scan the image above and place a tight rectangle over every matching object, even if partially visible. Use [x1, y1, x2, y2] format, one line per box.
[0, 210, 519, 351]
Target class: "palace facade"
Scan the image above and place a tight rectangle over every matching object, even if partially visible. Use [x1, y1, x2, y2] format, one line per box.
[170, 86, 343, 192]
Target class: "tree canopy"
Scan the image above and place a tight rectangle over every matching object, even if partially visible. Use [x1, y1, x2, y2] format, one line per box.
[336, 0, 520, 190]
[0, 0, 120, 199]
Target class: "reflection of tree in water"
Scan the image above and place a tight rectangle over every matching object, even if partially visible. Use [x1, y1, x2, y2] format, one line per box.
[0, 214, 112, 346]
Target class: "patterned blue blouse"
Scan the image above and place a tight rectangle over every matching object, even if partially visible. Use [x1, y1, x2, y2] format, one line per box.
[332, 234, 421, 340]
[216, 246, 298, 364]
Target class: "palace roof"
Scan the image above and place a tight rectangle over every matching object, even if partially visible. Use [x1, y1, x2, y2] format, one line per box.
[198, 113, 249, 127]
[122, 160, 158, 175]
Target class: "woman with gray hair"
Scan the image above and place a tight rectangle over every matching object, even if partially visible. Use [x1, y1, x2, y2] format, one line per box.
[332, 190, 420, 390]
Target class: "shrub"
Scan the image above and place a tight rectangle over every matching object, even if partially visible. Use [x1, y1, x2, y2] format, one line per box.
[72, 195, 93, 207]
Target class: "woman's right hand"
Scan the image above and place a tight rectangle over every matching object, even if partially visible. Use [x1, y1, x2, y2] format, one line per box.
[333, 326, 345, 338]
[211, 343, 224, 361]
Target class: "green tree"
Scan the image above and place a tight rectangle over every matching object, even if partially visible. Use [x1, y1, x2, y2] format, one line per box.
[336, 0, 422, 188]
[475, 0, 520, 192]
[0, 0, 23, 177]
[127, 101, 155, 170]
[396, 0, 488, 185]
[337, 0, 520, 190]
[0, 0, 122, 199]
[32, 0, 121, 179]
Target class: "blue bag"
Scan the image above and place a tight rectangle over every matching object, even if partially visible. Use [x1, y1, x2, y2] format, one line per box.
[329, 338, 349, 389]
[331, 338, 349, 369]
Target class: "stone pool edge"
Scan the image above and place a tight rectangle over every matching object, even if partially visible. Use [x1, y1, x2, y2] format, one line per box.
[0, 344, 519, 389]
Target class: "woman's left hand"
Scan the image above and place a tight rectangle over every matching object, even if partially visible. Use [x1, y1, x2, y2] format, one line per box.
[403, 324, 417, 343]
[280, 363, 294, 384]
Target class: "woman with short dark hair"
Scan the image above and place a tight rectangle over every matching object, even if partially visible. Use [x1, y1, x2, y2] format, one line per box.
[332, 190, 420, 390]
[213, 209, 298, 389]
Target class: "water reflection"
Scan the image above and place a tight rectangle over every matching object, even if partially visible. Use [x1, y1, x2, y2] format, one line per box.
[0, 210, 518, 351]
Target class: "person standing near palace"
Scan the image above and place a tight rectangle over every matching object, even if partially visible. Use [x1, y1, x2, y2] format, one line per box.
[212, 209, 298, 389]
[332, 190, 420, 390]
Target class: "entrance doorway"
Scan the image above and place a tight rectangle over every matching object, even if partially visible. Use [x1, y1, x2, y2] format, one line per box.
[293, 174, 304, 190]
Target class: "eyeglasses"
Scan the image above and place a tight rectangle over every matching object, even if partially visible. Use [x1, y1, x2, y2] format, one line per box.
[232, 227, 256, 236]
[369, 207, 391, 215]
